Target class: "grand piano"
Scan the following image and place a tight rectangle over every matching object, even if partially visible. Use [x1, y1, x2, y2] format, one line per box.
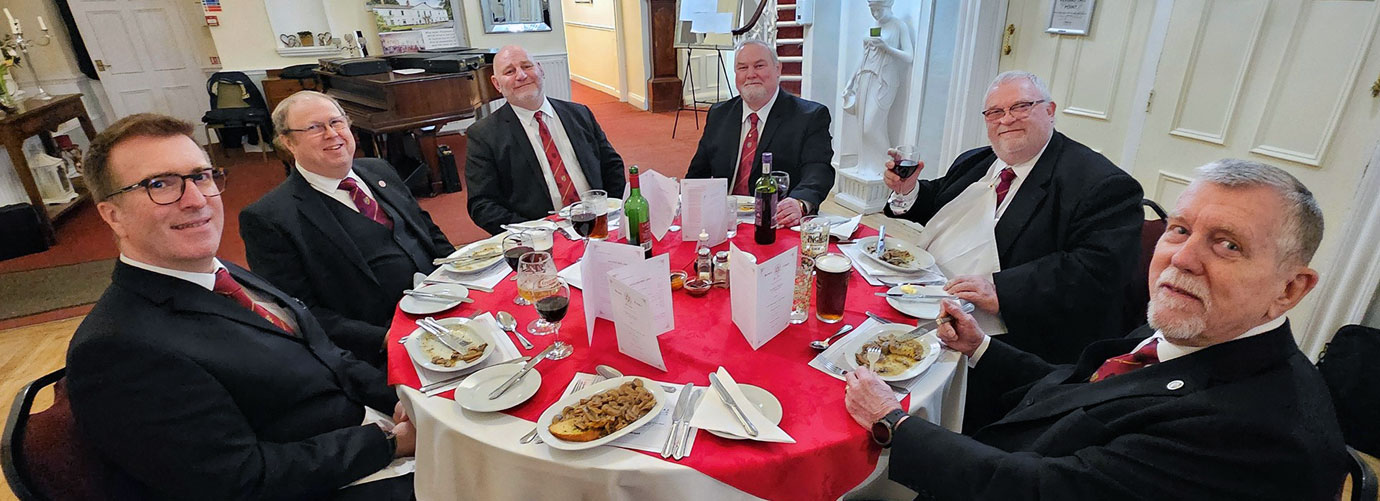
[316, 48, 500, 195]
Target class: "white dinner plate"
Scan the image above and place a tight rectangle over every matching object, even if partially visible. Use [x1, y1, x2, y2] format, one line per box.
[453, 363, 541, 412]
[885, 284, 945, 319]
[839, 323, 944, 382]
[403, 316, 495, 373]
[855, 235, 935, 273]
[536, 376, 667, 451]
[443, 239, 506, 274]
[706, 384, 783, 440]
[399, 283, 470, 315]
[730, 195, 755, 214]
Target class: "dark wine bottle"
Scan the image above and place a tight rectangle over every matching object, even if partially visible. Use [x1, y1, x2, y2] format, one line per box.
[754, 152, 778, 244]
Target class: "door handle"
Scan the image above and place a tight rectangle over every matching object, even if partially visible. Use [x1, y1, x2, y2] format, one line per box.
[1002, 24, 1016, 56]
[95, 60, 110, 71]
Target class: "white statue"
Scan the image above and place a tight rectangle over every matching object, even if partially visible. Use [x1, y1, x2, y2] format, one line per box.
[841, 0, 913, 176]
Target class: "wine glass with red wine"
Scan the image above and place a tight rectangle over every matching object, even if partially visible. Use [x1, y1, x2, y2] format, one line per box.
[503, 232, 535, 304]
[530, 278, 573, 360]
[569, 201, 597, 240]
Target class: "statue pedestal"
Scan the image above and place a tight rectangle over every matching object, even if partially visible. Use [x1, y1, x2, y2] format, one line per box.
[833, 167, 889, 214]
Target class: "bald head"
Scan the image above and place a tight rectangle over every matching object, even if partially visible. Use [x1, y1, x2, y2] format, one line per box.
[491, 44, 547, 111]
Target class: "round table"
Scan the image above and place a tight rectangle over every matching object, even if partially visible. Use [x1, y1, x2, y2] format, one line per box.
[387, 224, 966, 500]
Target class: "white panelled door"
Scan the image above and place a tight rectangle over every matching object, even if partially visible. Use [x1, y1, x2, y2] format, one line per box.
[67, 0, 208, 143]
[999, 0, 1156, 167]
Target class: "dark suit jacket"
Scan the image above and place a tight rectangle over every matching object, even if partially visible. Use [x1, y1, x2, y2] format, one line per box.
[686, 91, 835, 209]
[465, 99, 626, 235]
[65, 261, 410, 501]
[890, 323, 1348, 500]
[240, 158, 454, 364]
[885, 131, 1142, 363]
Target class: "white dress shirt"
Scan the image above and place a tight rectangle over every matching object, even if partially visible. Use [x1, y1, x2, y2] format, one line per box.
[889, 138, 1051, 219]
[512, 98, 593, 208]
[731, 88, 781, 193]
[118, 254, 299, 333]
[295, 163, 377, 213]
[966, 315, 1289, 368]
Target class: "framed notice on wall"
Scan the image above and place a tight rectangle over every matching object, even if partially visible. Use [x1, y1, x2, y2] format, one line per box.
[1046, 0, 1095, 36]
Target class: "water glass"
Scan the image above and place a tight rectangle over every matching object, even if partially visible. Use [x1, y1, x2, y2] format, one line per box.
[798, 215, 830, 258]
[790, 255, 815, 324]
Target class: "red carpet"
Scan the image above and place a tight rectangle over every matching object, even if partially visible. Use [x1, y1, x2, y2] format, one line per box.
[0, 83, 705, 325]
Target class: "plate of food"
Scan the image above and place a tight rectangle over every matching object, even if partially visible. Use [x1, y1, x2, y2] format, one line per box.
[398, 283, 469, 315]
[885, 284, 945, 319]
[443, 239, 506, 274]
[840, 324, 943, 382]
[536, 376, 667, 451]
[557, 198, 624, 218]
[731, 195, 755, 215]
[855, 235, 935, 273]
[403, 316, 494, 373]
[706, 384, 782, 440]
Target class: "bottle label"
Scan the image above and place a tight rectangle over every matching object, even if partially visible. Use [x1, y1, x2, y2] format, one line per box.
[637, 221, 653, 251]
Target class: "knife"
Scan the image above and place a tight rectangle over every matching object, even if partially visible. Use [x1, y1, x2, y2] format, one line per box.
[403, 289, 474, 303]
[708, 373, 758, 437]
[419, 356, 530, 393]
[873, 292, 958, 300]
[489, 343, 558, 399]
[416, 320, 466, 355]
[874, 225, 887, 258]
[420, 279, 494, 293]
[674, 388, 706, 460]
[662, 382, 694, 458]
[433, 250, 503, 266]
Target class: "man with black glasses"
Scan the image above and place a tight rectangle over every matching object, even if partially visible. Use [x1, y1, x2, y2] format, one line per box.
[241, 90, 455, 366]
[881, 71, 1143, 367]
[68, 113, 415, 500]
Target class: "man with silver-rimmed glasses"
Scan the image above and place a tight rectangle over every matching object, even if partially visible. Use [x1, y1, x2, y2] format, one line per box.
[241, 90, 455, 366]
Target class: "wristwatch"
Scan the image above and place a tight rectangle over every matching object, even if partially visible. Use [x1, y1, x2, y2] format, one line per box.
[871, 409, 908, 448]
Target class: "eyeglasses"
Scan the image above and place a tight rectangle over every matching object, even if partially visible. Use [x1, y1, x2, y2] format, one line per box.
[109, 168, 227, 205]
[283, 116, 351, 138]
[981, 100, 1047, 122]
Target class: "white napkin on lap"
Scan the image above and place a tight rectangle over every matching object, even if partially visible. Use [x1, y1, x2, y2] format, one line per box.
[688, 367, 795, 443]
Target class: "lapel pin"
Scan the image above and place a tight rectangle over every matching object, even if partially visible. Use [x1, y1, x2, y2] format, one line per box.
[1166, 380, 1184, 390]
[378, 180, 387, 188]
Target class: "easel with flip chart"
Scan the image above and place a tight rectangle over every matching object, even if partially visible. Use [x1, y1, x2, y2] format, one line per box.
[671, 0, 741, 138]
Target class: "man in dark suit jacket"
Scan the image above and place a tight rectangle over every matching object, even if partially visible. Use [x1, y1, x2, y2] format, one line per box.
[686, 39, 834, 227]
[466, 44, 626, 235]
[67, 113, 415, 500]
[241, 91, 455, 366]
[883, 71, 1142, 363]
[846, 159, 1346, 500]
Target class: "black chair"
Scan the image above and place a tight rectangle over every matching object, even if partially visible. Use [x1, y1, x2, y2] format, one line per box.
[1318, 324, 1380, 500]
[1346, 446, 1379, 500]
[1120, 199, 1168, 332]
[3, 367, 108, 500]
[202, 71, 273, 164]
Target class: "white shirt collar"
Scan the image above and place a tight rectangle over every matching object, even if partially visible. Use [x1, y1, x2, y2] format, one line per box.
[119, 254, 226, 291]
[742, 87, 781, 125]
[511, 97, 557, 126]
[295, 162, 364, 194]
[988, 135, 1051, 181]
[1143, 315, 1289, 363]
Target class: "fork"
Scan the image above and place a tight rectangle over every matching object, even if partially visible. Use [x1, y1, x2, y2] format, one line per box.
[865, 346, 882, 371]
[422, 317, 472, 348]
[819, 359, 909, 395]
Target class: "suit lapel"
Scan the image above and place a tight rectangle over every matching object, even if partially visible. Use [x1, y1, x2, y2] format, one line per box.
[289, 174, 378, 284]
[755, 92, 792, 157]
[993, 133, 1061, 259]
[718, 99, 746, 179]
[353, 165, 413, 235]
[113, 262, 301, 342]
[500, 104, 555, 209]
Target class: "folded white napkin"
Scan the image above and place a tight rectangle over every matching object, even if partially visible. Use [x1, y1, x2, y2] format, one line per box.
[790, 214, 861, 240]
[558, 261, 583, 290]
[688, 367, 795, 443]
[409, 313, 523, 395]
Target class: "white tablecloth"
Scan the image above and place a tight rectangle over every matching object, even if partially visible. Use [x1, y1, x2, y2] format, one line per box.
[397, 355, 966, 500]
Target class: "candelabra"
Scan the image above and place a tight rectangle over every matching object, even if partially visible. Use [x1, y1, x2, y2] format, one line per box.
[2, 28, 53, 101]
[337, 32, 361, 58]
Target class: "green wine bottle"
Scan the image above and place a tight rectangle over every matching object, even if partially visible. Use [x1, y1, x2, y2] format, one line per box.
[754, 152, 778, 244]
[624, 165, 653, 258]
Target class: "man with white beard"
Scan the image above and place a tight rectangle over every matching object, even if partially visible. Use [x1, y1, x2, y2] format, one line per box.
[843, 159, 1347, 500]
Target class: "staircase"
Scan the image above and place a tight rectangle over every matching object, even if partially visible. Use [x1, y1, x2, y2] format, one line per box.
[775, 0, 803, 95]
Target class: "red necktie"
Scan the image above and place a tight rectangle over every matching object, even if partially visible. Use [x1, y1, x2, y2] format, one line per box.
[1089, 339, 1160, 382]
[338, 178, 393, 229]
[733, 113, 761, 196]
[994, 167, 1017, 210]
[213, 269, 296, 335]
[535, 111, 579, 207]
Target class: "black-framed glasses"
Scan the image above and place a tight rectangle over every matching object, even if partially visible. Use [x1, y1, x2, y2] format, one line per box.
[981, 100, 1047, 122]
[109, 168, 227, 205]
[282, 116, 351, 139]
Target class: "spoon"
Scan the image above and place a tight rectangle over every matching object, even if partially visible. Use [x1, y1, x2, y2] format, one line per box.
[496, 311, 534, 350]
[810, 324, 855, 350]
[595, 365, 623, 379]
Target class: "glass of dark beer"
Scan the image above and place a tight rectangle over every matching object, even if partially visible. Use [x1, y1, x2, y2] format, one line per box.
[814, 253, 852, 323]
[581, 189, 609, 240]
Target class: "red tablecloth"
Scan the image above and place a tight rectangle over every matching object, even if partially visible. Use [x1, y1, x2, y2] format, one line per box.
[387, 225, 913, 500]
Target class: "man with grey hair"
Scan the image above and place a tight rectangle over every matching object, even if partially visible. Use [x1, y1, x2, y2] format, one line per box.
[882, 70, 1143, 364]
[686, 38, 835, 226]
[846, 159, 1345, 499]
[241, 90, 455, 365]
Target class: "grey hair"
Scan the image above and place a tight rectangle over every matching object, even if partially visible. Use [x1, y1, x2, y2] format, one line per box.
[734, 38, 780, 65]
[1196, 158, 1324, 266]
[272, 90, 347, 138]
[986, 70, 1052, 102]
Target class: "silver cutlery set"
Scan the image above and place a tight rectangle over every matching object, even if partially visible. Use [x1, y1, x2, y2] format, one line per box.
[662, 383, 705, 459]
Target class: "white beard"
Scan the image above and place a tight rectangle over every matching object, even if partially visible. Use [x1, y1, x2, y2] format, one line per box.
[1146, 267, 1212, 342]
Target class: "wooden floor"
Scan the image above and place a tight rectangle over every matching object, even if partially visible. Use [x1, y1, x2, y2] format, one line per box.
[0, 316, 79, 501]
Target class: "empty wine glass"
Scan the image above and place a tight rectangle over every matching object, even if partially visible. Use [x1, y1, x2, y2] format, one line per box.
[530, 279, 572, 360]
[770, 171, 791, 195]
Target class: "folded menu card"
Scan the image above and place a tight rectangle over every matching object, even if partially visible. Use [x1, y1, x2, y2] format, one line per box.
[729, 244, 796, 350]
